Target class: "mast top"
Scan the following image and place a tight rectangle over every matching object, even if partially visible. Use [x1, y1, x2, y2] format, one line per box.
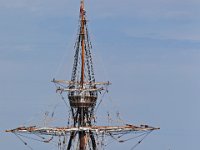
[80, 0, 85, 11]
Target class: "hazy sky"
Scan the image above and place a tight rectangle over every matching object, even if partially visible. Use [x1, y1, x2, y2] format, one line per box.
[1, 0, 200, 150]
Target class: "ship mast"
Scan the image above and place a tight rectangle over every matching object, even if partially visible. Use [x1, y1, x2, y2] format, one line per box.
[80, 0, 87, 139]
[80, 0, 85, 88]
[6, 1, 159, 150]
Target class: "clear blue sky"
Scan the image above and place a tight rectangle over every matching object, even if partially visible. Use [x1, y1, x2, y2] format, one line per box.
[1, 0, 200, 150]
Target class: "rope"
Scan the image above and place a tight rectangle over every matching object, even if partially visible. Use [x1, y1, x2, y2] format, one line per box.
[14, 133, 61, 150]
[53, 83, 70, 110]
[60, 94, 70, 110]
[15, 133, 47, 143]
[14, 133, 34, 150]
[130, 131, 152, 150]
[118, 132, 148, 142]
[95, 87, 108, 113]
[105, 131, 152, 148]
[33, 133, 45, 140]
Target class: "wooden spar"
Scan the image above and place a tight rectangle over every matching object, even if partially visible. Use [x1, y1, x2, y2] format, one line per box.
[5, 125, 160, 136]
[80, 1, 87, 149]
[80, 0, 85, 88]
[52, 79, 111, 85]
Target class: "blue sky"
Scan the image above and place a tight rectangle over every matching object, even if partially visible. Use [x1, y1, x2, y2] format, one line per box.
[1, 0, 200, 150]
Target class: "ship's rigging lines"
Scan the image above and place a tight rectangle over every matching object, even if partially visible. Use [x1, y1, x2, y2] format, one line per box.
[6, 0, 159, 149]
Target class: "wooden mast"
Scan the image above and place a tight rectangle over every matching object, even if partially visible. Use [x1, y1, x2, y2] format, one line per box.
[80, 0, 85, 88]
[80, 1, 87, 149]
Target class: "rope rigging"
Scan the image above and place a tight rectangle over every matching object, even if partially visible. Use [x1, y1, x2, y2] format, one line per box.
[130, 131, 152, 150]
[14, 133, 34, 150]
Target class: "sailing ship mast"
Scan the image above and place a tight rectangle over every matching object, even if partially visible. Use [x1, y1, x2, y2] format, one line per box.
[80, 0, 85, 88]
[6, 1, 159, 150]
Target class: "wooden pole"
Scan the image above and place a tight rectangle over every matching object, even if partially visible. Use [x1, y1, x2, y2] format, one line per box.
[80, 0, 85, 88]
